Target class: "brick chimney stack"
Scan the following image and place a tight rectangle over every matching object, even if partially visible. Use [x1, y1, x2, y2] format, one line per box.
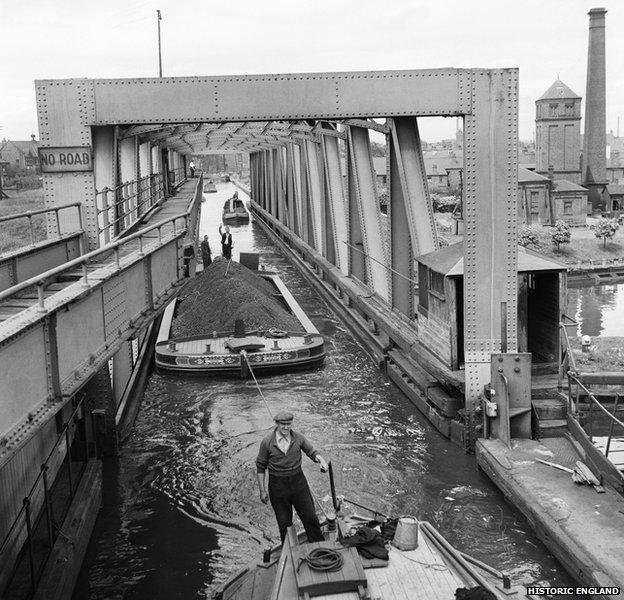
[583, 7, 608, 211]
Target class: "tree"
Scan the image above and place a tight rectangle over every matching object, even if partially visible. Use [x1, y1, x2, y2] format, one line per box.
[551, 220, 571, 250]
[594, 217, 620, 248]
[518, 225, 539, 248]
[370, 141, 386, 157]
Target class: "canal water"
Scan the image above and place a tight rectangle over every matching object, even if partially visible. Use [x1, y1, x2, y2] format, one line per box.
[567, 281, 624, 337]
[74, 182, 576, 599]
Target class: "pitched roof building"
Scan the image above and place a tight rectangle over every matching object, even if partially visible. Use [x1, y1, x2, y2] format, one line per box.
[0, 135, 39, 169]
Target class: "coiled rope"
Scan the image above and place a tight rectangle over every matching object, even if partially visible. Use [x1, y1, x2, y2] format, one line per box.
[296, 547, 346, 574]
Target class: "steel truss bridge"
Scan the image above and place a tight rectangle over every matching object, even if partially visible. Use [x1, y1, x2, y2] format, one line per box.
[0, 67, 518, 597]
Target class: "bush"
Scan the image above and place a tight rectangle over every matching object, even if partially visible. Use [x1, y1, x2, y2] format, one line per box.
[518, 225, 539, 248]
[594, 217, 620, 248]
[551, 220, 571, 250]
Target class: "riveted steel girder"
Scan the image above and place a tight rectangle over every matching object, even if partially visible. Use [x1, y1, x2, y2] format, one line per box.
[321, 131, 348, 274]
[303, 140, 324, 254]
[463, 70, 518, 404]
[347, 126, 390, 301]
[388, 118, 438, 256]
[54, 69, 471, 124]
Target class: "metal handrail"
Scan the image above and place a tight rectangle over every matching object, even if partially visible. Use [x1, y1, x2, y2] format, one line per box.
[567, 373, 624, 454]
[0, 395, 90, 596]
[0, 202, 84, 251]
[0, 212, 188, 311]
[0, 202, 81, 224]
[0, 175, 202, 311]
[0, 396, 87, 557]
[558, 315, 578, 393]
[96, 174, 166, 239]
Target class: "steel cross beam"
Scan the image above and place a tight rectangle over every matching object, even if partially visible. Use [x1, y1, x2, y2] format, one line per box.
[36, 67, 518, 407]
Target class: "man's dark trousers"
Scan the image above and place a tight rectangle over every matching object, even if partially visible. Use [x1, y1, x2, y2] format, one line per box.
[268, 471, 323, 543]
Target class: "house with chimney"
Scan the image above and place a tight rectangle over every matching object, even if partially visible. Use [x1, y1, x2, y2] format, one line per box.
[0, 135, 39, 170]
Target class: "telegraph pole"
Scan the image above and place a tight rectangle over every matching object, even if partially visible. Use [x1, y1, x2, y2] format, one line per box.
[157, 10, 163, 77]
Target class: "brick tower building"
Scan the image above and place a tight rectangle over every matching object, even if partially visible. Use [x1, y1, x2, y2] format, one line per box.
[535, 79, 582, 184]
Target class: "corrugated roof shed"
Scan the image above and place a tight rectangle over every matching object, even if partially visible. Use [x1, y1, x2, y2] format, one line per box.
[417, 242, 566, 276]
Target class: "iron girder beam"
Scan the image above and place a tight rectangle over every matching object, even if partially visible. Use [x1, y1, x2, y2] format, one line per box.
[320, 129, 348, 272]
[347, 126, 390, 301]
[463, 71, 518, 412]
[80, 70, 471, 124]
[303, 140, 324, 254]
[387, 117, 438, 315]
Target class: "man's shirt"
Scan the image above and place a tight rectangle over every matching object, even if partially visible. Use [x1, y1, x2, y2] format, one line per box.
[276, 431, 291, 454]
[256, 428, 318, 476]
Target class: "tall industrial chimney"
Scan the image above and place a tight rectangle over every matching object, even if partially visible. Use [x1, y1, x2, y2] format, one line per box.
[583, 7, 607, 211]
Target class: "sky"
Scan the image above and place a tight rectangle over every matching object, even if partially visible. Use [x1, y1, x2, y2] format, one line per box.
[1, 0, 623, 144]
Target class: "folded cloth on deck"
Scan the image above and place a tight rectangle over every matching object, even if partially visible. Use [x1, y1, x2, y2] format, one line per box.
[339, 526, 389, 560]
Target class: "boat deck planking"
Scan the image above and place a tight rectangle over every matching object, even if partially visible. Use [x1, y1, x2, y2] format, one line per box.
[174, 334, 309, 355]
[269, 524, 467, 600]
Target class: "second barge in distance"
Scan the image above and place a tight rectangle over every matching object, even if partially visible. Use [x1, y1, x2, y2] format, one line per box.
[155, 268, 326, 375]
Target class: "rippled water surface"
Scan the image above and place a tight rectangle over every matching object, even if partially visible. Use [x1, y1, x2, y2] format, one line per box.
[567, 281, 624, 337]
[74, 182, 575, 599]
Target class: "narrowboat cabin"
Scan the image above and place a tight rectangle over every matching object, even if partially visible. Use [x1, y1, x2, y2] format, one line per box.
[222, 196, 250, 223]
[204, 179, 218, 193]
[416, 242, 567, 373]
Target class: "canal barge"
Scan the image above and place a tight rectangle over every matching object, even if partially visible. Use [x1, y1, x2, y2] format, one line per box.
[222, 196, 250, 223]
[155, 271, 325, 375]
[204, 179, 218, 193]
[211, 509, 530, 600]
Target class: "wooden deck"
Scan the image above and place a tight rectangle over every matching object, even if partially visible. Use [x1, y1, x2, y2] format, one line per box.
[174, 334, 310, 355]
[269, 523, 475, 600]
[365, 537, 464, 600]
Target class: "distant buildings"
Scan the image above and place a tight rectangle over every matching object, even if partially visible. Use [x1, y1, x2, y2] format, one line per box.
[535, 79, 582, 184]
[0, 135, 39, 170]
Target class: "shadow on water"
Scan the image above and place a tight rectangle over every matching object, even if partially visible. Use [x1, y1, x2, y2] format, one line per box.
[74, 183, 576, 599]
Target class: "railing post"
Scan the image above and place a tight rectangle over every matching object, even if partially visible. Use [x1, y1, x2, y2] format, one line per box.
[37, 284, 47, 313]
[81, 261, 89, 288]
[123, 183, 130, 229]
[588, 396, 594, 442]
[102, 188, 110, 244]
[27, 214, 35, 246]
[42, 465, 54, 548]
[65, 427, 74, 497]
[23, 498, 36, 593]
[157, 226, 162, 244]
[55, 208, 61, 238]
[606, 393, 620, 458]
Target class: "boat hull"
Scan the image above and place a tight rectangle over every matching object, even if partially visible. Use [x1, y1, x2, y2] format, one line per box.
[155, 333, 325, 375]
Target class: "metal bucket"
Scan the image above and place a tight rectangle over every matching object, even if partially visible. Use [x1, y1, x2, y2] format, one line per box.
[392, 516, 419, 550]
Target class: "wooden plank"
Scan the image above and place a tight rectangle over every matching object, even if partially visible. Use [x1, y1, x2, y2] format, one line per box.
[266, 273, 318, 333]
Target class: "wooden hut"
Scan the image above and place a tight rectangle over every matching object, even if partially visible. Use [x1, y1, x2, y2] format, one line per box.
[416, 243, 567, 372]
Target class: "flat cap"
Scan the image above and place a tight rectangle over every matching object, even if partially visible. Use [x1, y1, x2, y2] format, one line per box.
[274, 411, 294, 423]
